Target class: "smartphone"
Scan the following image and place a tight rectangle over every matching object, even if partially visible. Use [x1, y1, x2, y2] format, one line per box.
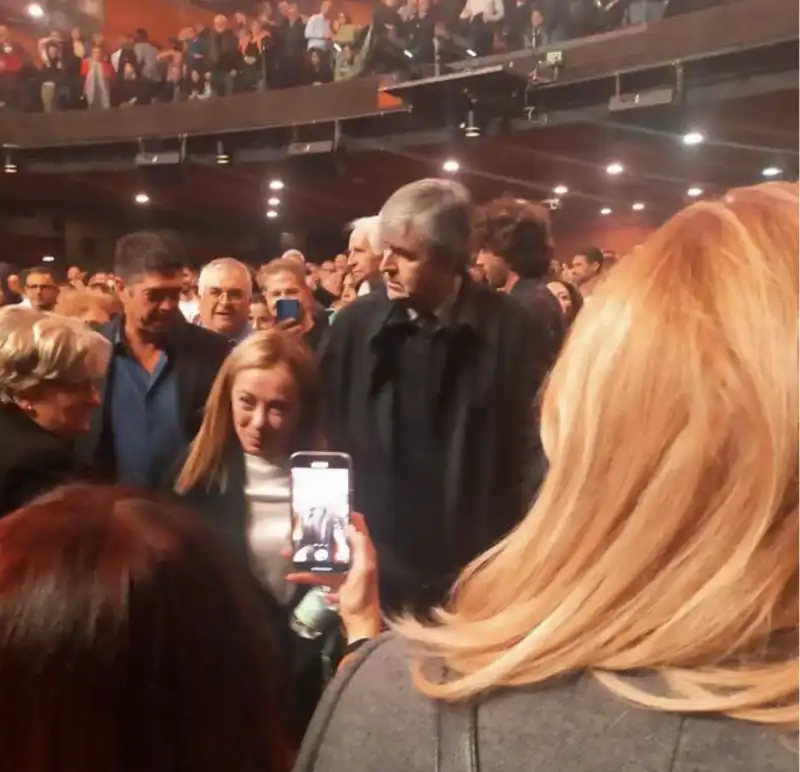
[290, 452, 352, 573]
[275, 297, 302, 323]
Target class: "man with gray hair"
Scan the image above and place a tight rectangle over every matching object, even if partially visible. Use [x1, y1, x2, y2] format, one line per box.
[321, 178, 556, 614]
[197, 257, 253, 343]
[346, 216, 384, 296]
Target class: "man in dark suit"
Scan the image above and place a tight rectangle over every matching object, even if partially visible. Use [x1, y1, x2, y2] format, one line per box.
[75, 232, 231, 490]
[321, 179, 556, 614]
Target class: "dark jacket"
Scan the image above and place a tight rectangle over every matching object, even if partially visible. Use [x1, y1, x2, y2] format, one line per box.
[320, 279, 555, 610]
[180, 445, 340, 744]
[0, 402, 88, 517]
[74, 315, 231, 487]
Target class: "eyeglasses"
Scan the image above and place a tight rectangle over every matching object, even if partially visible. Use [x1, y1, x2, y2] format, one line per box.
[206, 287, 247, 302]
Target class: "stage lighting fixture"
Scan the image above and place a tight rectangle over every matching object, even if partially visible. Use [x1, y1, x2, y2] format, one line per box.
[26, 2, 44, 19]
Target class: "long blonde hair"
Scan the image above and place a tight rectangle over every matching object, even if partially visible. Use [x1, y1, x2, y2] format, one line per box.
[396, 182, 799, 727]
[175, 330, 322, 493]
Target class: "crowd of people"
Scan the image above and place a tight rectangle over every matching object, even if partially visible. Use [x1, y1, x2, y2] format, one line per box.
[0, 0, 670, 111]
[0, 177, 795, 771]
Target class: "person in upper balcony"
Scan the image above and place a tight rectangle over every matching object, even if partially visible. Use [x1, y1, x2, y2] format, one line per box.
[333, 24, 373, 81]
[116, 60, 148, 107]
[305, 0, 333, 56]
[278, 2, 308, 87]
[523, 5, 551, 48]
[458, 0, 504, 55]
[197, 258, 254, 344]
[81, 44, 113, 109]
[209, 14, 239, 97]
[403, 0, 436, 62]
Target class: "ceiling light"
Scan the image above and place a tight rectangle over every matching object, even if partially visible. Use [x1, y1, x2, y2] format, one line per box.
[42, 255, 55, 263]
[268, 179, 284, 191]
[26, 2, 44, 18]
[3, 162, 17, 174]
[600, 207, 612, 216]
[134, 192, 150, 204]
[266, 210, 278, 219]
[632, 202, 645, 211]
[442, 159, 460, 173]
[687, 186, 703, 197]
[682, 130, 705, 146]
[267, 197, 280, 206]
[553, 184, 568, 196]
[403, 49, 414, 59]
[606, 162, 624, 176]
[762, 166, 782, 178]
[465, 48, 477, 57]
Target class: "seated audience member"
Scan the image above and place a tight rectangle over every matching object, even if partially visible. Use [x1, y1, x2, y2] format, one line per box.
[55, 286, 122, 325]
[22, 265, 60, 311]
[546, 278, 582, 328]
[0, 308, 109, 517]
[474, 196, 565, 357]
[197, 257, 253, 343]
[74, 232, 231, 491]
[294, 183, 799, 772]
[570, 245, 604, 296]
[259, 259, 327, 351]
[116, 60, 147, 106]
[0, 485, 291, 771]
[250, 291, 272, 331]
[346, 216, 384, 295]
[303, 48, 333, 84]
[187, 67, 213, 99]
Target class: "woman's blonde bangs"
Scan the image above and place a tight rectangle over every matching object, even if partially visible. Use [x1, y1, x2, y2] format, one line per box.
[395, 182, 799, 728]
[0, 306, 111, 401]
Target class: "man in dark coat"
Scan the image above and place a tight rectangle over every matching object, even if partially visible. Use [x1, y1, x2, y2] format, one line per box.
[75, 232, 231, 490]
[321, 178, 558, 614]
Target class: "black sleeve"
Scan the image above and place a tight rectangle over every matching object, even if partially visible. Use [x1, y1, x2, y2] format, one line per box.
[1, 452, 85, 517]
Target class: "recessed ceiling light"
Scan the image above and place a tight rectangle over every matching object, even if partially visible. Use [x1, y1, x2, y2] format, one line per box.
[267, 197, 280, 206]
[442, 159, 460, 173]
[632, 202, 645, 211]
[687, 187, 703, 197]
[26, 2, 44, 18]
[600, 207, 612, 216]
[134, 192, 150, 205]
[606, 162, 624, 176]
[762, 166, 782, 178]
[42, 255, 55, 262]
[268, 179, 284, 191]
[682, 131, 705, 146]
[266, 210, 278, 219]
[553, 184, 568, 196]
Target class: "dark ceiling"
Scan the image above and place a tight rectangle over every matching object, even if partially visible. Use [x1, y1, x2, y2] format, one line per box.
[0, 86, 796, 239]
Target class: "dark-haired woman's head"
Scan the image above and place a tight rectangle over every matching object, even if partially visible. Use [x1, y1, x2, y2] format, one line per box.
[0, 485, 289, 772]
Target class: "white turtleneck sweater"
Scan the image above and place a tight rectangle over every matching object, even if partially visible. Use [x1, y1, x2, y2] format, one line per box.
[243, 454, 294, 606]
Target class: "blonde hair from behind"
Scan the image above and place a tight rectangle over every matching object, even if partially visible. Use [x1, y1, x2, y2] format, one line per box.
[0, 306, 111, 402]
[396, 182, 799, 728]
[55, 286, 122, 323]
[175, 329, 323, 494]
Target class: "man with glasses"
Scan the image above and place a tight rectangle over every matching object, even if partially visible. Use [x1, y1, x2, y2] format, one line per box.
[22, 266, 60, 311]
[74, 232, 231, 490]
[196, 257, 253, 343]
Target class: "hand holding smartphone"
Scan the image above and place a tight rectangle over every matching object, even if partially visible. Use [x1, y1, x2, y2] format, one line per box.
[275, 297, 303, 324]
[290, 452, 352, 573]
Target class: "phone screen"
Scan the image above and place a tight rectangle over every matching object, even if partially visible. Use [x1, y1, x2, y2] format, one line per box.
[275, 298, 302, 323]
[290, 457, 351, 572]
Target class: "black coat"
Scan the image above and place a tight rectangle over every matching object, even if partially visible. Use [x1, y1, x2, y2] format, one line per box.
[0, 402, 88, 518]
[320, 279, 555, 610]
[74, 315, 232, 489]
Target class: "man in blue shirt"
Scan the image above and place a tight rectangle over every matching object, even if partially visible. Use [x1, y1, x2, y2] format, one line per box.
[305, 0, 333, 52]
[76, 232, 231, 490]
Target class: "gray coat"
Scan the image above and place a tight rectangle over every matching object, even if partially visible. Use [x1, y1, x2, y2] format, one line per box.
[294, 634, 794, 772]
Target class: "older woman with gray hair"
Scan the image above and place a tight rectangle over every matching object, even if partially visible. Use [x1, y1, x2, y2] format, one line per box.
[0, 306, 111, 517]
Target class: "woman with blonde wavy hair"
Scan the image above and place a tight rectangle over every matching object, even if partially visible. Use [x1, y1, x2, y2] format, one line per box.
[293, 182, 798, 772]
